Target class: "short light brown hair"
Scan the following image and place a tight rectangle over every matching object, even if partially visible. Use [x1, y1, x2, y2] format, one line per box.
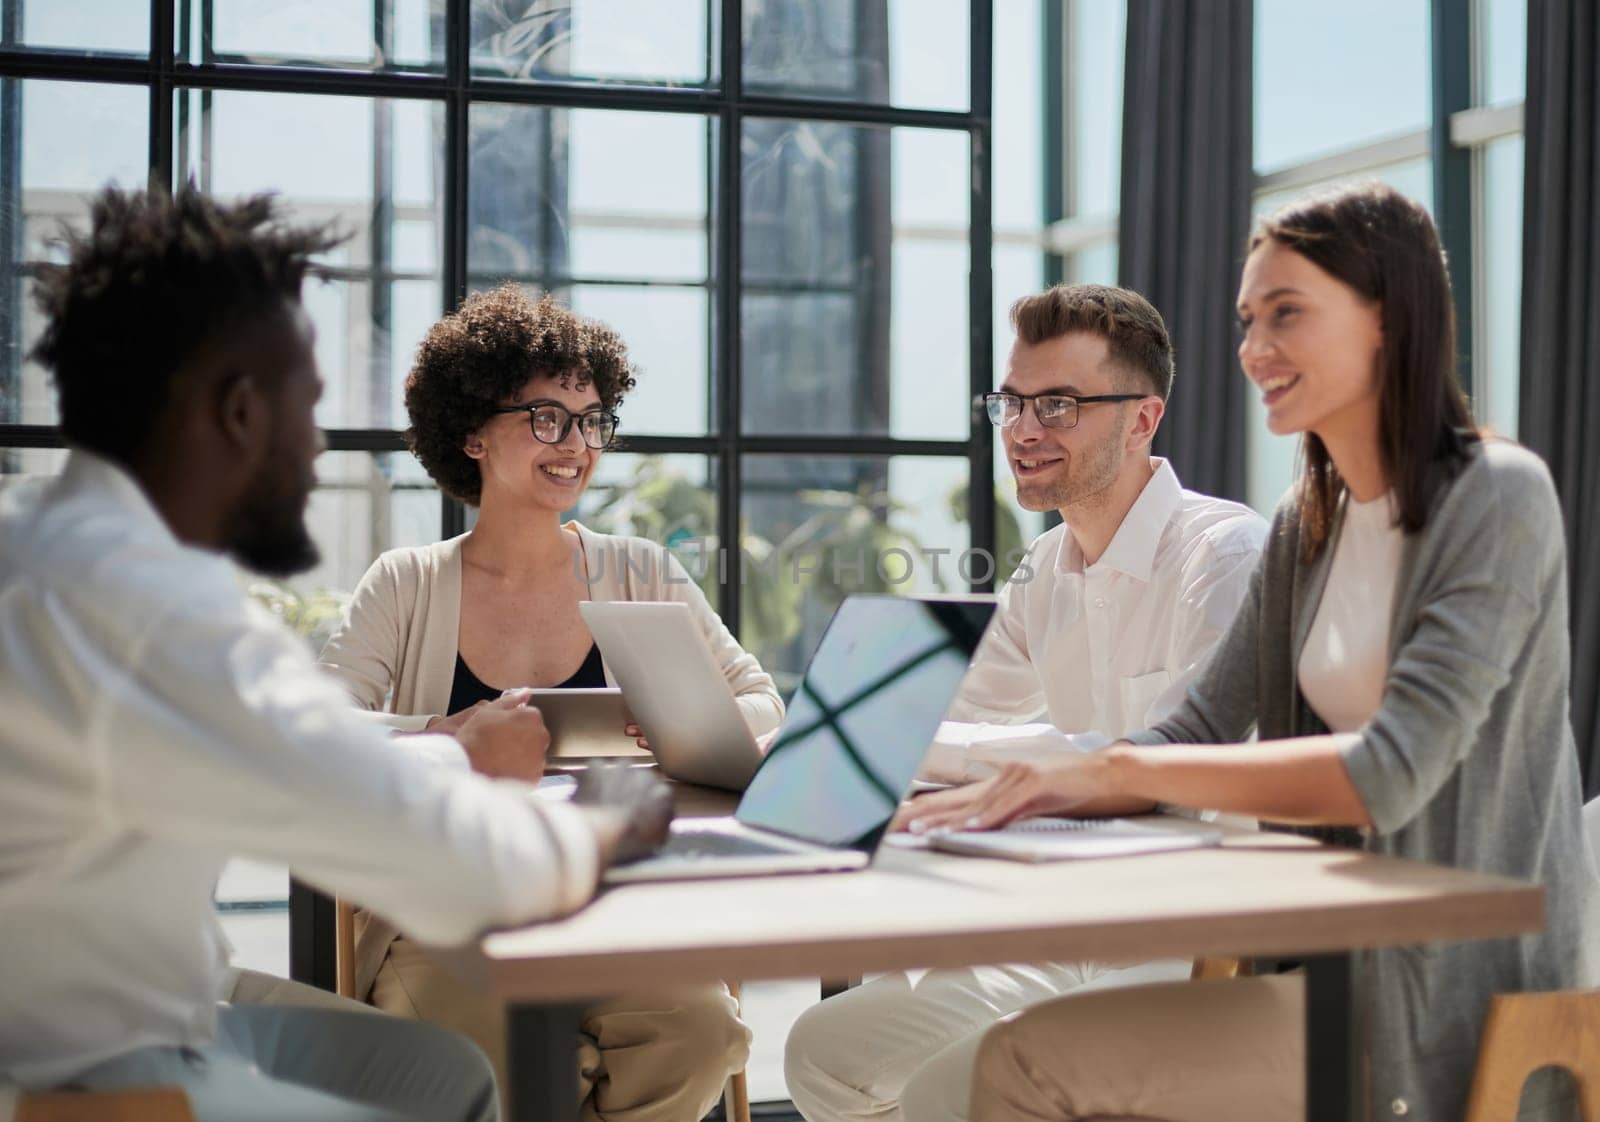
[1008, 283, 1174, 400]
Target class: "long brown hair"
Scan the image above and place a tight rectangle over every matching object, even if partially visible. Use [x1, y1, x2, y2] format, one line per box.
[1249, 182, 1477, 559]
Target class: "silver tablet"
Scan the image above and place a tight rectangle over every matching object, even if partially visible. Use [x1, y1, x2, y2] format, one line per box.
[522, 687, 647, 759]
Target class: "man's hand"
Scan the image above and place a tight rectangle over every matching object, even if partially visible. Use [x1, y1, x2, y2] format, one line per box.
[572, 761, 674, 866]
[454, 690, 550, 783]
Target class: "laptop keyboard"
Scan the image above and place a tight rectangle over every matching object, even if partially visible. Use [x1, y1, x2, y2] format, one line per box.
[655, 830, 795, 860]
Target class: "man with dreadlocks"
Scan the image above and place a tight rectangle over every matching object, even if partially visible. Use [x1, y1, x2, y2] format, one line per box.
[0, 186, 671, 1121]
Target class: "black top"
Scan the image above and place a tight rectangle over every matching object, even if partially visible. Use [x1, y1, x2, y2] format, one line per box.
[446, 642, 607, 714]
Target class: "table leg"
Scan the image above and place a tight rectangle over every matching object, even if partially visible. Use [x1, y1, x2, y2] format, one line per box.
[1303, 953, 1359, 1122]
[506, 1001, 583, 1122]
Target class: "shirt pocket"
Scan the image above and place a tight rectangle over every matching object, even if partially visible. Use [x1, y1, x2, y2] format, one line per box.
[1118, 669, 1173, 735]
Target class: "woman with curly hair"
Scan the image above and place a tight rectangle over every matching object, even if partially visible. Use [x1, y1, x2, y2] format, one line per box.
[319, 283, 778, 1121]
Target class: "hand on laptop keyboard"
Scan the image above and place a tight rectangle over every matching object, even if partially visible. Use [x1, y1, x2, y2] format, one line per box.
[574, 760, 675, 865]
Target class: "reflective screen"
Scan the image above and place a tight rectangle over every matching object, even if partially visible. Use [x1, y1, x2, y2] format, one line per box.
[735, 596, 996, 850]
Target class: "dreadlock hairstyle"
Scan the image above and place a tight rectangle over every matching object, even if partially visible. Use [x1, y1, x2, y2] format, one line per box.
[30, 185, 342, 468]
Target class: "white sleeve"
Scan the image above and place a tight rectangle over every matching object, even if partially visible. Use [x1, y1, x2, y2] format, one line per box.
[101, 599, 597, 946]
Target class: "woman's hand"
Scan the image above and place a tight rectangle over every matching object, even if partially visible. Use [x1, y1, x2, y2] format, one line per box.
[425, 703, 485, 737]
[453, 690, 551, 783]
[889, 756, 1121, 835]
[622, 722, 650, 750]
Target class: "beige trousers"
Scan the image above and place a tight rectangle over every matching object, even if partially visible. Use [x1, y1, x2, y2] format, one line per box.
[784, 959, 1192, 1122]
[969, 974, 1305, 1122]
[373, 936, 751, 1122]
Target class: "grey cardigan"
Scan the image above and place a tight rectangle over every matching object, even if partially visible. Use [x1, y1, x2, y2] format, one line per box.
[1126, 440, 1600, 1121]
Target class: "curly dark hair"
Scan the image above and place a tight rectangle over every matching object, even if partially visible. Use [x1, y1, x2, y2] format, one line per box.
[404, 284, 638, 504]
[30, 185, 341, 468]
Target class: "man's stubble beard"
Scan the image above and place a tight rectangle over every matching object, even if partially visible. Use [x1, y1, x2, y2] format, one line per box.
[1015, 423, 1125, 515]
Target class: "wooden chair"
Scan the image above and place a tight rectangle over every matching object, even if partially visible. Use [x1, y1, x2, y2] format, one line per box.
[14, 1087, 196, 1122]
[1462, 989, 1600, 1121]
[1190, 956, 1242, 981]
[1458, 796, 1600, 1121]
[334, 900, 752, 1122]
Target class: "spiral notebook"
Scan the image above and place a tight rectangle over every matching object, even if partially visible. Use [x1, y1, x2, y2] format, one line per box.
[926, 816, 1223, 862]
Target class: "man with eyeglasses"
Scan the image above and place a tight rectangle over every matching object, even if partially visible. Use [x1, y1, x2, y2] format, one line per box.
[0, 186, 672, 1120]
[784, 284, 1267, 1122]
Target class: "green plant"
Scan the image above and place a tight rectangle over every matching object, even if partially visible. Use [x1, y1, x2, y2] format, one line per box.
[581, 458, 804, 655]
[248, 581, 350, 653]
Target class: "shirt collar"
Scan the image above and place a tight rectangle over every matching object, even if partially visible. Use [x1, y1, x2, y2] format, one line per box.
[56, 448, 182, 549]
[1080, 457, 1184, 583]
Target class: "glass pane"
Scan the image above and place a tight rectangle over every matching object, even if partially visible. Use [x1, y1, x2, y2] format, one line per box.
[743, 0, 970, 112]
[176, 90, 446, 430]
[1253, 157, 1434, 220]
[472, 0, 714, 87]
[1480, 0, 1527, 106]
[1254, 0, 1431, 171]
[560, 451, 720, 608]
[993, 243, 1043, 383]
[186, 0, 441, 71]
[742, 121, 969, 438]
[288, 449, 443, 614]
[991, 0, 1041, 232]
[468, 106, 711, 283]
[215, 858, 289, 978]
[2, 80, 150, 425]
[467, 106, 713, 435]
[12, 0, 149, 54]
[1070, 0, 1126, 219]
[0, 446, 67, 486]
[740, 454, 970, 693]
[1477, 135, 1523, 437]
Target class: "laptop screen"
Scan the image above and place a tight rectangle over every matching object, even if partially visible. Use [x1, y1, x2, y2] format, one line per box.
[734, 595, 996, 852]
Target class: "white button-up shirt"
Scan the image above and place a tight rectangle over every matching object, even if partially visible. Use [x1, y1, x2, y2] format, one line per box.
[0, 453, 597, 1086]
[926, 460, 1268, 781]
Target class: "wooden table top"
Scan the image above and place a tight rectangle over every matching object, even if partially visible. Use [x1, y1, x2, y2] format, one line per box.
[471, 778, 1544, 1002]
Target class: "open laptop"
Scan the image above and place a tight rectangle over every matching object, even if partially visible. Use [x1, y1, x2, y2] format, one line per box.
[580, 600, 766, 791]
[601, 594, 997, 884]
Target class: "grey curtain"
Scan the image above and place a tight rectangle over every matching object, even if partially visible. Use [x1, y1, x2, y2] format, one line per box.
[1520, 0, 1600, 797]
[1116, 0, 1253, 502]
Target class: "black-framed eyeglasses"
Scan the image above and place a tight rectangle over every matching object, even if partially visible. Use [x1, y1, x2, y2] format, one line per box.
[980, 391, 1147, 430]
[490, 401, 618, 449]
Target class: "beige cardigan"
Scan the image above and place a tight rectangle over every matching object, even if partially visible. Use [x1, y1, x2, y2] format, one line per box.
[317, 521, 784, 996]
[319, 521, 785, 735]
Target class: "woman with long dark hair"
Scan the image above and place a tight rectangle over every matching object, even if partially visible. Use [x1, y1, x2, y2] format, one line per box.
[898, 182, 1600, 1121]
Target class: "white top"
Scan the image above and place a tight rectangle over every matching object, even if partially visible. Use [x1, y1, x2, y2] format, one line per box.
[922, 459, 1268, 781]
[1298, 492, 1404, 733]
[0, 453, 598, 1086]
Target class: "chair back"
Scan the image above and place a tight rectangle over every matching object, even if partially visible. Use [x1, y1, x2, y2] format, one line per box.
[15, 1087, 197, 1122]
[1461, 990, 1600, 1121]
